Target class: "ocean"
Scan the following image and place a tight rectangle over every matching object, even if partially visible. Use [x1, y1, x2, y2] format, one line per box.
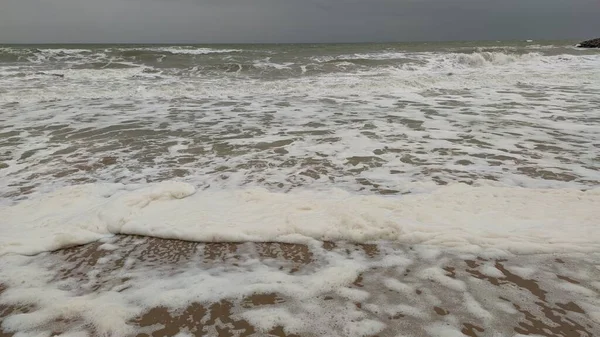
[1, 41, 599, 336]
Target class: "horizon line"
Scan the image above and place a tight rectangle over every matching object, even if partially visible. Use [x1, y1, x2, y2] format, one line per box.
[0, 37, 587, 46]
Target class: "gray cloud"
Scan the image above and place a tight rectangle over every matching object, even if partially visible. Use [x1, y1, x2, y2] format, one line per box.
[0, 0, 599, 43]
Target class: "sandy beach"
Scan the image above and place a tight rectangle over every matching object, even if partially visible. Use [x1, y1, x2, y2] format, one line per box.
[1, 236, 598, 337]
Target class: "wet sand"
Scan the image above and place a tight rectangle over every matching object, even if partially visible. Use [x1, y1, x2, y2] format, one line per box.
[1, 236, 599, 337]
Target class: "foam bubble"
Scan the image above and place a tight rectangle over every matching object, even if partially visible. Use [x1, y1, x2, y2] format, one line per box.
[1, 181, 599, 256]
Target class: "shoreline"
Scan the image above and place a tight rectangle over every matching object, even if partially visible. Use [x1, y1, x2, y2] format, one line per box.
[1, 236, 598, 337]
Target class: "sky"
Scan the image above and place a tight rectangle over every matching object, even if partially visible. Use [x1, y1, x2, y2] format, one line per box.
[0, 0, 599, 43]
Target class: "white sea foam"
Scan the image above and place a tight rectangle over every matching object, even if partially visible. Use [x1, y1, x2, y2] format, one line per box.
[323, 51, 548, 68]
[1, 181, 599, 256]
[1, 238, 599, 336]
[2, 48, 599, 200]
[126, 46, 243, 55]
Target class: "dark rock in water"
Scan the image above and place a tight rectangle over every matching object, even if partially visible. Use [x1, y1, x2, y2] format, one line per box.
[577, 38, 600, 48]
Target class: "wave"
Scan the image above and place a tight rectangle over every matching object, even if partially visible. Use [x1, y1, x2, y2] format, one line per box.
[0, 46, 243, 64]
[2, 46, 597, 81]
[70, 62, 140, 69]
[2, 181, 599, 256]
[0, 48, 96, 63]
[116, 47, 243, 59]
[125, 46, 243, 55]
[320, 51, 547, 68]
[447, 51, 543, 67]
[323, 58, 415, 67]
[179, 51, 565, 76]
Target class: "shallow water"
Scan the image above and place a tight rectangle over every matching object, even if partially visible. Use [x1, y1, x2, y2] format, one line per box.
[1, 237, 599, 337]
[1, 41, 599, 202]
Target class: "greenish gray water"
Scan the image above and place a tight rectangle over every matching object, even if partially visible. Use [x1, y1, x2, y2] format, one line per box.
[0, 41, 599, 201]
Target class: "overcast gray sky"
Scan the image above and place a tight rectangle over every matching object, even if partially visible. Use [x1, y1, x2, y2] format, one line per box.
[0, 0, 598, 43]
